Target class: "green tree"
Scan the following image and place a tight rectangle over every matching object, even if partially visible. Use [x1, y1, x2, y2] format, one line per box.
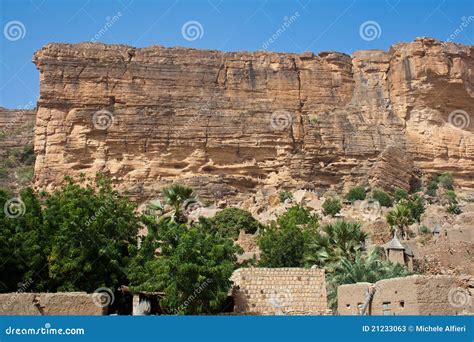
[445, 190, 462, 215]
[161, 184, 195, 222]
[345, 186, 366, 203]
[211, 207, 262, 239]
[43, 175, 139, 292]
[258, 206, 318, 268]
[327, 249, 410, 311]
[386, 202, 413, 239]
[322, 196, 342, 217]
[0, 188, 47, 292]
[406, 194, 425, 222]
[305, 221, 367, 270]
[371, 189, 392, 207]
[128, 217, 239, 314]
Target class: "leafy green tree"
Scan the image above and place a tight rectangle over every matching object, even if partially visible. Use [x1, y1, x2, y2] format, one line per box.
[322, 196, 342, 217]
[327, 249, 410, 311]
[0, 187, 47, 292]
[211, 207, 262, 239]
[258, 206, 318, 268]
[371, 189, 392, 207]
[128, 217, 239, 314]
[406, 194, 425, 222]
[305, 221, 367, 270]
[161, 184, 195, 222]
[43, 175, 139, 292]
[386, 202, 413, 239]
[425, 177, 439, 198]
[345, 186, 366, 203]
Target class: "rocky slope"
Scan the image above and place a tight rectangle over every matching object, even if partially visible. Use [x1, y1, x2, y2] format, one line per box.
[32, 38, 473, 200]
[0, 107, 36, 191]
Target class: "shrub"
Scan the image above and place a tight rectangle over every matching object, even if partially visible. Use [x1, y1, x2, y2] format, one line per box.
[276, 205, 318, 229]
[345, 186, 366, 203]
[322, 196, 342, 217]
[393, 188, 408, 202]
[371, 189, 392, 207]
[418, 225, 430, 235]
[445, 190, 462, 215]
[438, 172, 454, 190]
[278, 190, 293, 203]
[212, 207, 261, 239]
[425, 177, 439, 198]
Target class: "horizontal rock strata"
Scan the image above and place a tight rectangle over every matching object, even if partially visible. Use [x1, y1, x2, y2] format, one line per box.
[32, 38, 473, 199]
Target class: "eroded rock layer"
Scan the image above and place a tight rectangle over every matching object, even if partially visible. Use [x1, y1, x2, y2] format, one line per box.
[32, 38, 473, 199]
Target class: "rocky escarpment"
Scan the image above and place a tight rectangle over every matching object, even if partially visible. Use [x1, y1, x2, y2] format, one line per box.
[0, 107, 36, 190]
[32, 38, 473, 200]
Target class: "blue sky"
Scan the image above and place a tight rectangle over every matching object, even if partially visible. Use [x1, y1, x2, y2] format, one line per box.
[0, 0, 472, 109]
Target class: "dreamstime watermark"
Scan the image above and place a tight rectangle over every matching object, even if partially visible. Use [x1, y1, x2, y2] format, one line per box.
[92, 287, 115, 308]
[262, 12, 300, 50]
[1, 278, 33, 311]
[359, 20, 382, 41]
[447, 287, 471, 308]
[3, 197, 26, 219]
[92, 109, 115, 130]
[444, 16, 474, 46]
[447, 109, 471, 130]
[168, 278, 213, 314]
[3, 20, 26, 41]
[270, 110, 293, 131]
[5, 323, 85, 336]
[268, 287, 292, 314]
[90, 12, 123, 44]
[181, 21, 204, 41]
[84, 192, 119, 227]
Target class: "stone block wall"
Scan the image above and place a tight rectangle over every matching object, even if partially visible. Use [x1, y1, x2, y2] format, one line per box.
[0, 292, 106, 315]
[231, 267, 327, 315]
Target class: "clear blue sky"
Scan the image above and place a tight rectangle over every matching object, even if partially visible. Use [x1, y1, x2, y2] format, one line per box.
[0, 0, 472, 109]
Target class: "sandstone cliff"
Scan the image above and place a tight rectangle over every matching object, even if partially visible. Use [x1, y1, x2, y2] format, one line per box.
[32, 38, 473, 199]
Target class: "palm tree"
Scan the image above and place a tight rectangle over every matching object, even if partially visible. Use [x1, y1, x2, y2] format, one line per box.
[326, 248, 410, 311]
[305, 220, 367, 270]
[386, 202, 413, 239]
[161, 184, 195, 222]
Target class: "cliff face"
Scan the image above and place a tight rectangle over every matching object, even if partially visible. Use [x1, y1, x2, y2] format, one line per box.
[0, 108, 36, 191]
[32, 38, 473, 199]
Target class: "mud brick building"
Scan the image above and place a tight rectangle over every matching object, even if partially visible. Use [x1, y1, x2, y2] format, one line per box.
[337, 275, 472, 315]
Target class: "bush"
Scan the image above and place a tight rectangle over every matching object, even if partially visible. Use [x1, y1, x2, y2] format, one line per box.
[438, 172, 454, 190]
[418, 225, 430, 235]
[445, 190, 462, 215]
[371, 189, 392, 207]
[345, 186, 366, 203]
[276, 205, 318, 229]
[322, 197, 342, 217]
[211, 207, 261, 239]
[278, 190, 293, 203]
[393, 188, 408, 202]
[425, 178, 438, 198]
